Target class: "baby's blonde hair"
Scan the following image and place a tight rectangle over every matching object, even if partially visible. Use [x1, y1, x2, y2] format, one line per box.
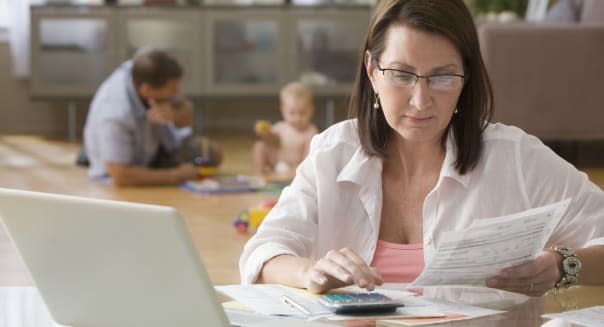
[279, 81, 313, 105]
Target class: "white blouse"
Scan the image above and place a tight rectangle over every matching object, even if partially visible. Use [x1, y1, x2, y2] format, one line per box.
[239, 120, 604, 284]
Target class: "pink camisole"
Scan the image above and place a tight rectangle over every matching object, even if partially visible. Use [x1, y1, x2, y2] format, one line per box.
[370, 240, 425, 283]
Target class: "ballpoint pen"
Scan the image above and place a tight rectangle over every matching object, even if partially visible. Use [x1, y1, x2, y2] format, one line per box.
[281, 295, 312, 315]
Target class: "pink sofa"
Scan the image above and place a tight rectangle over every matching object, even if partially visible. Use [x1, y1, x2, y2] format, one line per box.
[477, 0, 604, 140]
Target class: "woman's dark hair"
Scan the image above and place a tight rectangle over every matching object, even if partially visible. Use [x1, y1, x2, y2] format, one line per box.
[132, 50, 183, 89]
[348, 0, 493, 174]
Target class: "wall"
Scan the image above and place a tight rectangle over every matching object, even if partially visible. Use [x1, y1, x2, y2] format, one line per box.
[0, 41, 70, 136]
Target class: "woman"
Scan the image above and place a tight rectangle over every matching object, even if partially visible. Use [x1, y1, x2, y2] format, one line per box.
[239, 0, 604, 297]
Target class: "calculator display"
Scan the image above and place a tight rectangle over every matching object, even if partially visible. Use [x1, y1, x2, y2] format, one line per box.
[318, 292, 404, 314]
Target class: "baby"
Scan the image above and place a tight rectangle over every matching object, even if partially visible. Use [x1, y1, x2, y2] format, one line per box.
[253, 82, 319, 175]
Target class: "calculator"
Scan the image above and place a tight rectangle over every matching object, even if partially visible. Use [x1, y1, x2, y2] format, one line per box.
[318, 292, 404, 314]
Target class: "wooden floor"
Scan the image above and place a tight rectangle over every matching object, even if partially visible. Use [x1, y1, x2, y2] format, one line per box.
[1, 133, 603, 291]
[0, 133, 267, 287]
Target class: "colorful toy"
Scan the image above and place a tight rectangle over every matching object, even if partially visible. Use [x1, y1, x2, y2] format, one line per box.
[255, 120, 271, 135]
[193, 156, 218, 177]
[233, 199, 277, 234]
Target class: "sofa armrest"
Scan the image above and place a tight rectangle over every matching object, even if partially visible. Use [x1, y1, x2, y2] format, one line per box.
[477, 23, 604, 140]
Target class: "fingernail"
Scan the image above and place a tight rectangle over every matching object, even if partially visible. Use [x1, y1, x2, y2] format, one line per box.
[318, 276, 327, 284]
[486, 278, 498, 287]
[359, 278, 368, 287]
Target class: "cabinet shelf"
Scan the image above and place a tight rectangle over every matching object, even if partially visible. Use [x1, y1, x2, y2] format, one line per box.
[30, 5, 370, 98]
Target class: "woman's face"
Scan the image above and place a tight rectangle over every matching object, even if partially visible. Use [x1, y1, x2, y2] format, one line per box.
[367, 24, 464, 145]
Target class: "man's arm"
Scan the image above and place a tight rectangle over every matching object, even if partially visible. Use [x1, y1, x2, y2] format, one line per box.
[106, 162, 197, 187]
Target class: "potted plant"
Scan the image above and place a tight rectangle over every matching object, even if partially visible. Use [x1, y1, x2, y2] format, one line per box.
[466, 0, 530, 22]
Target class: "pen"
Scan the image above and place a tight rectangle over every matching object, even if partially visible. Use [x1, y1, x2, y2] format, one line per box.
[281, 295, 311, 315]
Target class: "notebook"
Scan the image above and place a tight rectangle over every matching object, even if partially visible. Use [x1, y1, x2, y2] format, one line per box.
[0, 188, 326, 327]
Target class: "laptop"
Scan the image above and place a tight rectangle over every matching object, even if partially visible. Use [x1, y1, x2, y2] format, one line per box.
[0, 188, 328, 327]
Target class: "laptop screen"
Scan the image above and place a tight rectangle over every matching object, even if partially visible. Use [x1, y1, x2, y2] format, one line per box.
[0, 188, 230, 327]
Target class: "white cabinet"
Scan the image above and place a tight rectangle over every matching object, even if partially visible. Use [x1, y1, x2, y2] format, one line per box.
[288, 7, 370, 95]
[116, 7, 203, 95]
[30, 6, 118, 98]
[30, 5, 370, 98]
[204, 8, 287, 95]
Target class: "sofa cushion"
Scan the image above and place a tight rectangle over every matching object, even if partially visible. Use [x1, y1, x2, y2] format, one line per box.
[581, 0, 604, 24]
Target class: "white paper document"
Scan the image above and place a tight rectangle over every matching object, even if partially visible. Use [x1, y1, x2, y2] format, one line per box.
[410, 199, 570, 287]
[542, 305, 604, 327]
[401, 296, 505, 318]
[216, 284, 331, 318]
[377, 296, 504, 326]
[216, 284, 416, 320]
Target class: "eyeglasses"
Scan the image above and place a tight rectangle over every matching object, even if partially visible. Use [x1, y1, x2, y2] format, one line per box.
[376, 63, 465, 91]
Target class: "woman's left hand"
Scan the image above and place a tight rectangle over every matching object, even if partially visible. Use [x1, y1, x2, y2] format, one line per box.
[486, 249, 562, 297]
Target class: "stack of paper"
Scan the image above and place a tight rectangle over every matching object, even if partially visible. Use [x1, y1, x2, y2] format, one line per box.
[376, 296, 504, 326]
[216, 284, 504, 323]
[542, 305, 604, 327]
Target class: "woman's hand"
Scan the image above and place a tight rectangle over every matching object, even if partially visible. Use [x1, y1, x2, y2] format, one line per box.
[304, 247, 383, 294]
[486, 249, 561, 297]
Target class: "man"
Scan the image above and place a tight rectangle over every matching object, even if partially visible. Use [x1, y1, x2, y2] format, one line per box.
[83, 50, 221, 187]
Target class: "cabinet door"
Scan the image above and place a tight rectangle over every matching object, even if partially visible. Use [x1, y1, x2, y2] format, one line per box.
[117, 8, 203, 96]
[204, 0, 284, 4]
[204, 9, 286, 95]
[30, 7, 117, 98]
[288, 8, 370, 95]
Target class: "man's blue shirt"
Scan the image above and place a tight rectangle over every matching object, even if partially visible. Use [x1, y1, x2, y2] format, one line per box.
[83, 60, 190, 179]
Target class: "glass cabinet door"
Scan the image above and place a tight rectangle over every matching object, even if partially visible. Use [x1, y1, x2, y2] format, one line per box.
[117, 8, 202, 96]
[289, 8, 370, 95]
[29, 6, 372, 99]
[30, 7, 117, 97]
[204, 0, 284, 4]
[205, 9, 286, 95]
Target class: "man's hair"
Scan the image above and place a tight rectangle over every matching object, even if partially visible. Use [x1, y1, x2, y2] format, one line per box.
[280, 81, 314, 106]
[131, 50, 183, 89]
[348, 0, 494, 175]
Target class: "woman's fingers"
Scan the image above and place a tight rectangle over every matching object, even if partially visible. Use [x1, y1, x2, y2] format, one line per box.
[327, 248, 376, 288]
[313, 248, 380, 291]
[315, 256, 354, 284]
[328, 248, 373, 288]
[486, 250, 560, 296]
[306, 268, 348, 294]
[370, 267, 384, 286]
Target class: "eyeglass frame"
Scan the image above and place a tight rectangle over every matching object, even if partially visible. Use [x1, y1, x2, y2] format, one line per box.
[375, 62, 466, 91]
